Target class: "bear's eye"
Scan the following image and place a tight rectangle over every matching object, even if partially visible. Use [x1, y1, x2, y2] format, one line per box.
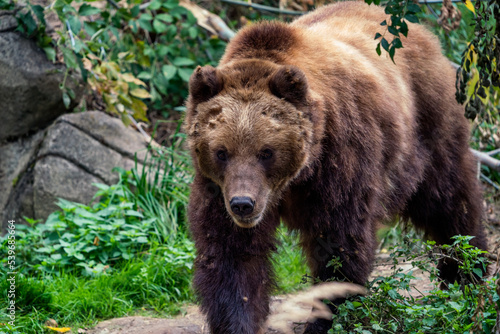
[259, 149, 273, 160]
[217, 150, 228, 161]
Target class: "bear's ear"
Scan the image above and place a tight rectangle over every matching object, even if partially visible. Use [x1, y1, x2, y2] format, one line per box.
[269, 65, 308, 105]
[189, 65, 224, 105]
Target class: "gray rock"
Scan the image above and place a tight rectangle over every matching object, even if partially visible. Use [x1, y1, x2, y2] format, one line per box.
[1, 111, 150, 228]
[0, 131, 44, 232]
[33, 155, 103, 220]
[39, 121, 128, 184]
[0, 11, 17, 32]
[0, 31, 84, 141]
[59, 111, 150, 163]
[0, 131, 44, 210]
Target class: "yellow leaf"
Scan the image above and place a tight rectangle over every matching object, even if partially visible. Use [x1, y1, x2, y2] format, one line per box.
[131, 97, 149, 122]
[46, 326, 71, 333]
[130, 88, 151, 99]
[82, 58, 93, 71]
[118, 51, 130, 59]
[464, 0, 475, 13]
[121, 73, 147, 87]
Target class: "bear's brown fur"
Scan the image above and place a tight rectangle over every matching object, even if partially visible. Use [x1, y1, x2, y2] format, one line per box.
[184, 2, 488, 333]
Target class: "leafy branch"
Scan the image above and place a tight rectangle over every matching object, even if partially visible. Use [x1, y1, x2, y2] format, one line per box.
[455, 0, 499, 120]
[366, 0, 421, 62]
[0, 0, 226, 123]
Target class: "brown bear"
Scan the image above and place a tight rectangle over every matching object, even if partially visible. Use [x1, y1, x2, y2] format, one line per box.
[184, 2, 488, 333]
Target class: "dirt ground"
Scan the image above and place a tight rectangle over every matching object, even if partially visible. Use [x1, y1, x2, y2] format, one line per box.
[82, 199, 500, 334]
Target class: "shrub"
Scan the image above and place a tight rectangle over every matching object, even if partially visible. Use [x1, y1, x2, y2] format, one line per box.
[330, 235, 496, 334]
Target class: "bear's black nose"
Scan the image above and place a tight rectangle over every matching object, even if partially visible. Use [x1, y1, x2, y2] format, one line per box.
[230, 197, 254, 217]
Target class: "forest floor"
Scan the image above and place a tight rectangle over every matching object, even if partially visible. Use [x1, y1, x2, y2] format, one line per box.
[84, 196, 500, 334]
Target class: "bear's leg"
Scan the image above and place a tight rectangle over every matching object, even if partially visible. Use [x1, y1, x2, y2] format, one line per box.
[301, 224, 377, 334]
[189, 177, 280, 334]
[404, 150, 488, 285]
[194, 251, 276, 334]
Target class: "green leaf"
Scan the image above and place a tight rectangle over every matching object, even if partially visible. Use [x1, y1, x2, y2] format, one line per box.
[400, 21, 408, 37]
[387, 289, 399, 299]
[67, 15, 81, 34]
[388, 25, 399, 36]
[125, 210, 144, 218]
[141, 13, 153, 21]
[78, 4, 101, 16]
[374, 32, 382, 40]
[31, 5, 46, 25]
[127, 5, 139, 17]
[36, 247, 53, 254]
[44, 47, 56, 62]
[19, 12, 37, 36]
[389, 46, 396, 62]
[163, 0, 180, 9]
[188, 26, 198, 39]
[138, 71, 152, 80]
[137, 236, 148, 243]
[473, 267, 484, 278]
[162, 64, 177, 80]
[156, 13, 173, 23]
[157, 45, 169, 57]
[178, 67, 194, 82]
[148, 0, 162, 10]
[376, 43, 381, 56]
[393, 37, 403, 49]
[381, 38, 389, 52]
[172, 57, 195, 66]
[138, 18, 152, 32]
[153, 18, 168, 33]
[406, 3, 421, 13]
[448, 301, 463, 312]
[62, 92, 71, 108]
[404, 13, 419, 23]
[61, 47, 78, 68]
[50, 253, 62, 260]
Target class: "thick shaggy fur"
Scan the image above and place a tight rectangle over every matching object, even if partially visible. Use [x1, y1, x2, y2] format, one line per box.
[184, 2, 488, 333]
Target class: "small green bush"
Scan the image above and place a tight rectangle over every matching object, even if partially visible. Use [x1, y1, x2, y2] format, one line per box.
[330, 235, 496, 334]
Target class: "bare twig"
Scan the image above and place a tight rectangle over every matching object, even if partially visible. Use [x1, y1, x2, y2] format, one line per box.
[487, 148, 500, 156]
[126, 114, 163, 151]
[481, 173, 500, 191]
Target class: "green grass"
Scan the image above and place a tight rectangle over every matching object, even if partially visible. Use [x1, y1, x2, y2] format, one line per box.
[0, 238, 195, 334]
[122, 132, 193, 243]
[273, 225, 310, 294]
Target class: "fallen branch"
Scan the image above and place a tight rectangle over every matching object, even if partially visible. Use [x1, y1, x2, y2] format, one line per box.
[179, 0, 235, 41]
[472, 149, 500, 172]
[138, 0, 235, 40]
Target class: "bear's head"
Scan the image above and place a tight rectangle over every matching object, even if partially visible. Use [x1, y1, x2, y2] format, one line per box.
[185, 59, 318, 228]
